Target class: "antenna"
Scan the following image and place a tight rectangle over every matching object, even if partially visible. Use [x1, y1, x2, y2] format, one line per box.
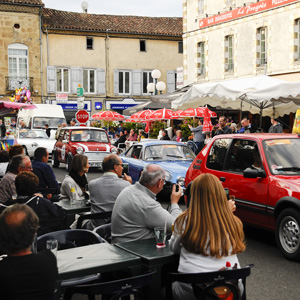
[81, 1, 88, 13]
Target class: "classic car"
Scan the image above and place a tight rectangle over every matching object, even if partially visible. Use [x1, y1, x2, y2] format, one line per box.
[121, 140, 196, 201]
[185, 133, 300, 261]
[52, 126, 118, 170]
[16, 129, 56, 158]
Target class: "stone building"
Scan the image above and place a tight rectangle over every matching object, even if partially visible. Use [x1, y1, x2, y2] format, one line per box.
[182, 0, 300, 128]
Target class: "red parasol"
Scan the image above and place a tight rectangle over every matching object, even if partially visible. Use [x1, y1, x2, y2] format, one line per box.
[130, 110, 154, 121]
[92, 111, 125, 121]
[179, 107, 217, 118]
[170, 110, 183, 119]
[202, 107, 213, 132]
[148, 108, 174, 121]
[125, 118, 139, 123]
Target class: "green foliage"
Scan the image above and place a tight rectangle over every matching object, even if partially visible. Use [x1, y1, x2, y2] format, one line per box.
[180, 118, 197, 140]
[150, 121, 165, 138]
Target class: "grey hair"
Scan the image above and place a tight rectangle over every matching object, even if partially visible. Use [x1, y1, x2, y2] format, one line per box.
[139, 164, 165, 187]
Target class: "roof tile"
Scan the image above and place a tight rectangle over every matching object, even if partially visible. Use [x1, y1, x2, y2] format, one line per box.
[0, 0, 43, 5]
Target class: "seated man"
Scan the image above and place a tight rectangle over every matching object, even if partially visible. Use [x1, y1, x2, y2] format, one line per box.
[0, 204, 58, 299]
[32, 147, 59, 196]
[111, 164, 182, 243]
[1, 171, 65, 235]
[0, 154, 31, 204]
[86, 154, 132, 230]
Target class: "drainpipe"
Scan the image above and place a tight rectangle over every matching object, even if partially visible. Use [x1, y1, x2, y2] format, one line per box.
[39, 6, 44, 103]
[105, 29, 110, 105]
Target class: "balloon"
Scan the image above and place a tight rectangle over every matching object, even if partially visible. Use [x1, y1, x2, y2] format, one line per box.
[24, 96, 27, 101]
[26, 90, 31, 99]
[20, 96, 24, 102]
[22, 88, 26, 95]
[9, 97, 15, 102]
[15, 95, 20, 101]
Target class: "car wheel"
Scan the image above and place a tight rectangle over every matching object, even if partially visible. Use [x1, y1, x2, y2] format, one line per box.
[65, 155, 72, 172]
[51, 151, 60, 168]
[276, 208, 300, 261]
[24, 146, 29, 156]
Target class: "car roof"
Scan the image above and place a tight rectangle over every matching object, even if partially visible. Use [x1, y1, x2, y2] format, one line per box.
[212, 133, 299, 141]
[64, 126, 106, 131]
[131, 140, 188, 147]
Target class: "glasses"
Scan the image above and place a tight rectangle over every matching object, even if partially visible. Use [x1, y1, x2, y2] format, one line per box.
[22, 165, 33, 170]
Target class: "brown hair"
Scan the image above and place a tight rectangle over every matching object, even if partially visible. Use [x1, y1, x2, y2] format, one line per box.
[9, 144, 24, 159]
[69, 154, 88, 173]
[174, 173, 245, 258]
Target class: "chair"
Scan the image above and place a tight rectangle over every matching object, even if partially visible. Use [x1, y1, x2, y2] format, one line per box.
[64, 271, 156, 300]
[76, 211, 112, 229]
[166, 265, 253, 300]
[37, 229, 105, 289]
[93, 223, 111, 243]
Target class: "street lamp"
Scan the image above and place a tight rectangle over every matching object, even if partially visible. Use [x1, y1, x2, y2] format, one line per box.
[147, 69, 166, 95]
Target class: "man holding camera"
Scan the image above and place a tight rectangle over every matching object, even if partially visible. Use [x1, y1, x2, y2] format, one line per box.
[85, 154, 132, 230]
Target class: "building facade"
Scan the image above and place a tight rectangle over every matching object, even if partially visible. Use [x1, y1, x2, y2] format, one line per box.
[0, 1, 183, 121]
[182, 0, 300, 128]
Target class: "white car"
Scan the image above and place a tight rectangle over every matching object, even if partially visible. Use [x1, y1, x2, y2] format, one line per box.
[16, 129, 56, 158]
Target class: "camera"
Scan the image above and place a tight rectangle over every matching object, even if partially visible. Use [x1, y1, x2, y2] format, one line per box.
[122, 163, 129, 176]
[224, 188, 230, 200]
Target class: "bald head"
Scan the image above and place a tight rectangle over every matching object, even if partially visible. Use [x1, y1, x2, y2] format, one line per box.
[139, 164, 165, 187]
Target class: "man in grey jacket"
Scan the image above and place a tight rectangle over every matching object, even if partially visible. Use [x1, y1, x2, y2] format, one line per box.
[86, 154, 132, 230]
[111, 164, 182, 243]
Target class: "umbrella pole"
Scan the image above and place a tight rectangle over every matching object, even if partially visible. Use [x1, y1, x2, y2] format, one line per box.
[259, 106, 263, 129]
[240, 100, 243, 123]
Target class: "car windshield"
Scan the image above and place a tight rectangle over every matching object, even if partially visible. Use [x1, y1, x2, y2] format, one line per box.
[70, 130, 109, 143]
[19, 129, 48, 139]
[33, 117, 66, 129]
[263, 138, 300, 175]
[144, 144, 196, 161]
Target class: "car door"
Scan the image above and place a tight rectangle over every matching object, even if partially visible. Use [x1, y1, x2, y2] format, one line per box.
[204, 137, 269, 227]
[123, 145, 144, 182]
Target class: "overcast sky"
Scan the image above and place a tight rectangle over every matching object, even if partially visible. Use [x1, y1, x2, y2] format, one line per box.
[42, 0, 182, 17]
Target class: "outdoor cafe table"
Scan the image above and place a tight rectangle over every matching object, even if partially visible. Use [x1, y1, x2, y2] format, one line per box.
[56, 200, 90, 227]
[115, 238, 179, 300]
[56, 243, 142, 299]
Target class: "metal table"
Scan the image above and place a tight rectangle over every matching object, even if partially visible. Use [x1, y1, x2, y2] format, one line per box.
[56, 200, 90, 227]
[115, 238, 179, 300]
[56, 243, 142, 298]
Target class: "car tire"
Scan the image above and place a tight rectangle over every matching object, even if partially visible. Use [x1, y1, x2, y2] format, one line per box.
[24, 146, 29, 156]
[65, 155, 72, 172]
[275, 208, 300, 261]
[51, 151, 60, 168]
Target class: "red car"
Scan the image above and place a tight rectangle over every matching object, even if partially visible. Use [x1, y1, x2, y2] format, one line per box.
[185, 133, 300, 261]
[52, 126, 117, 170]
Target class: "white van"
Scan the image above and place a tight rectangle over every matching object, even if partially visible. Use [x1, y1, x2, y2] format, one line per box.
[17, 104, 66, 139]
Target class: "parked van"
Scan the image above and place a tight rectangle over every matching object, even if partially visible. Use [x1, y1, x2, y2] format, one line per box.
[17, 104, 66, 139]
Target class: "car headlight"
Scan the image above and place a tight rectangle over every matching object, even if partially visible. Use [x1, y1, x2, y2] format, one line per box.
[111, 147, 118, 154]
[177, 176, 185, 187]
[76, 147, 84, 154]
[164, 170, 172, 181]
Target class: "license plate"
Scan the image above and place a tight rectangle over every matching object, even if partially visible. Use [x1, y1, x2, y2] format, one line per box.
[90, 162, 102, 167]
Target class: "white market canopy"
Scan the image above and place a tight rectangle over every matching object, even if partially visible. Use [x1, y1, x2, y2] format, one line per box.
[171, 75, 300, 118]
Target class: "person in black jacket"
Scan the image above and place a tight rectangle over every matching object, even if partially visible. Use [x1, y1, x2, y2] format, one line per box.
[1, 171, 65, 235]
[0, 119, 6, 139]
[160, 129, 170, 140]
[114, 131, 127, 148]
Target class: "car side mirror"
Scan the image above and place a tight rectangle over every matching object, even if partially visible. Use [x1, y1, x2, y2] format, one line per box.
[243, 167, 266, 178]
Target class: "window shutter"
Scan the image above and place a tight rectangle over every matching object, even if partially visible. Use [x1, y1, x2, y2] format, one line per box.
[224, 38, 229, 69]
[114, 69, 119, 95]
[47, 66, 56, 94]
[132, 70, 142, 96]
[256, 31, 261, 65]
[199, 0, 204, 14]
[70, 67, 83, 94]
[167, 70, 175, 93]
[96, 69, 106, 95]
[294, 22, 299, 60]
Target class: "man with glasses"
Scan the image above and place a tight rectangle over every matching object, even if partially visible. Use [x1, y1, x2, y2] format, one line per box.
[111, 164, 182, 243]
[86, 154, 132, 230]
[0, 154, 32, 204]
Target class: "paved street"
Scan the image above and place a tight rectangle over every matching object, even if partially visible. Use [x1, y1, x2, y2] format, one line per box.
[53, 164, 300, 299]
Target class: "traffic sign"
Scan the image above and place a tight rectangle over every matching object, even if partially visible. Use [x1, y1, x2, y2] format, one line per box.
[77, 87, 84, 97]
[76, 110, 89, 123]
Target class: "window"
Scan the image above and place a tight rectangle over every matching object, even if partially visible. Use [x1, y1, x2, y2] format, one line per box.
[87, 37, 93, 50]
[56, 68, 70, 93]
[256, 27, 267, 66]
[225, 0, 233, 7]
[225, 35, 233, 71]
[197, 42, 205, 77]
[140, 40, 146, 52]
[142, 71, 153, 94]
[198, 0, 204, 15]
[178, 41, 183, 54]
[83, 69, 95, 93]
[118, 71, 130, 94]
[294, 19, 300, 61]
[8, 43, 28, 79]
[206, 139, 231, 171]
[224, 140, 262, 173]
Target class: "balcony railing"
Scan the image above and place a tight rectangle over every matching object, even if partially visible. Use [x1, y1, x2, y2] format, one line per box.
[5, 77, 33, 92]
